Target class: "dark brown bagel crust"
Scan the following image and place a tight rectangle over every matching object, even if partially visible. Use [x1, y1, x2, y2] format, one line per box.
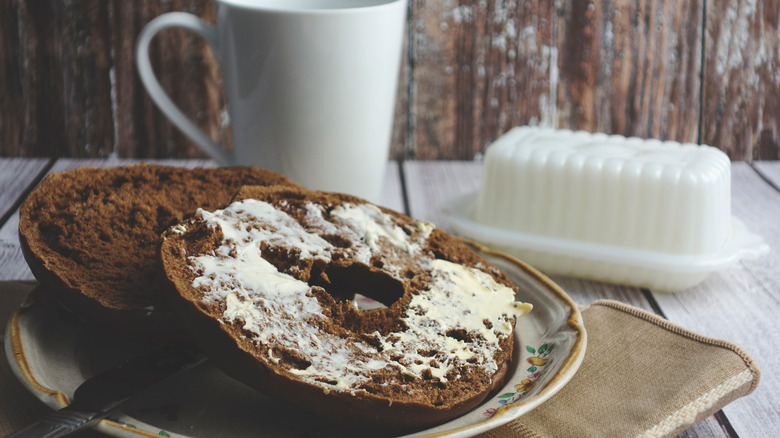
[18, 164, 302, 341]
[160, 185, 516, 430]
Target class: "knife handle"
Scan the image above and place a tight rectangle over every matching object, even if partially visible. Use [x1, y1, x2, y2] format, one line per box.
[8, 407, 99, 438]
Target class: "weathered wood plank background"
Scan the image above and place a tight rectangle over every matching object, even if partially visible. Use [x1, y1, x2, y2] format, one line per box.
[2, 0, 778, 160]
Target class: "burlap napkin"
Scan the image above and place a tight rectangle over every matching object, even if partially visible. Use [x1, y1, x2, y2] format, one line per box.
[480, 300, 761, 438]
[0, 283, 760, 437]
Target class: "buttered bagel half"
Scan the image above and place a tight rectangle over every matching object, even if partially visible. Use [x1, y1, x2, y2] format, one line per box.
[160, 185, 531, 430]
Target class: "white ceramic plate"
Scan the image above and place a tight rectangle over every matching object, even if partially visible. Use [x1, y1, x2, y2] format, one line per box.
[5, 244, 585, 438]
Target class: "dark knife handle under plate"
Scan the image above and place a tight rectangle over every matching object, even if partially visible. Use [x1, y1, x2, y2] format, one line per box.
[8, 406, 100, 438]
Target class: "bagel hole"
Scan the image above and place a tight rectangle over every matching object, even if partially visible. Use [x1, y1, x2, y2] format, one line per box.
[309, 264, 405, 309]
[353, 293, 386, 310]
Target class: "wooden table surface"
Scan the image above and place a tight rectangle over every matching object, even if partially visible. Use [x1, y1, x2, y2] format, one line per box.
[0, 158, 777, 438]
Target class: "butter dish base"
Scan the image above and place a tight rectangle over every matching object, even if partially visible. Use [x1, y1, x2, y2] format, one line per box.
[442, 192, 769, 292]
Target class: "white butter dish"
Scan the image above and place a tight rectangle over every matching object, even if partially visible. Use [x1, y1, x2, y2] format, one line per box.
[443, 127, 769, 291]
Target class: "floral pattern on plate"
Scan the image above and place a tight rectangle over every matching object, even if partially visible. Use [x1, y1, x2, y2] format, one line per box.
[483, 341, 556, 416]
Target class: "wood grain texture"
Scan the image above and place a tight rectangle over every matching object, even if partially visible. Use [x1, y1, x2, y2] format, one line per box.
[0, 158, 49, 225]
[0, 243, 35, 281]
[653, 163, 780, 438]
[7, 0, 115, 158]
[410, 0, 556, 159]
[0, 159, 51, 280]
[1, 0, 779, 162]
[390, 21, 411, 160]
[402, 160, 484, 226]
[379, 162, 406, 212]
[700, 0, 780, 160]
[753, 160, 780, 188]
[0, 1, 23, 157]
[1, 0, 222, 159]
[555, 0, 703, 142]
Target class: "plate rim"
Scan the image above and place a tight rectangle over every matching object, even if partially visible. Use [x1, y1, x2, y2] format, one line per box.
[6, 248, 586, 438]
[4, 291, 171, 438]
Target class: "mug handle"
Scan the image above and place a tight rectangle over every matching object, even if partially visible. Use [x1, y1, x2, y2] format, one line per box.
[136, 12, 233, 165]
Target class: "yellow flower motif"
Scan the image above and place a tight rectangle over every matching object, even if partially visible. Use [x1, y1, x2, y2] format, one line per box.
[514, 379, 533, 393]
[527, 356, 548, 366]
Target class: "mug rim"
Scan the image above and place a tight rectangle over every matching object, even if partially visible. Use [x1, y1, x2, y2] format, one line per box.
[217, 0, 405, 13]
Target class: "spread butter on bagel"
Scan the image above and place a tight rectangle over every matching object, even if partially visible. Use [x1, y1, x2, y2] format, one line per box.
[160, 185, 532, 430]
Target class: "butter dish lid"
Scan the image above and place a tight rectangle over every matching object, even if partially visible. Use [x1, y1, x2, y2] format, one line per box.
[443, 191, 769, 275]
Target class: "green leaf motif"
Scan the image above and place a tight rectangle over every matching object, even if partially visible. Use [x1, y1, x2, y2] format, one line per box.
[526, 346, 536, 354]
[158, 431, 170, 437]
[528, 366, 538, 372]
[498, 393, 515, 398]
[539, 343, 548, 354]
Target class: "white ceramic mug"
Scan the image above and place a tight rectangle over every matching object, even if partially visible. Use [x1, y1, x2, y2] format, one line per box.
[136, 0, 407, 202]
